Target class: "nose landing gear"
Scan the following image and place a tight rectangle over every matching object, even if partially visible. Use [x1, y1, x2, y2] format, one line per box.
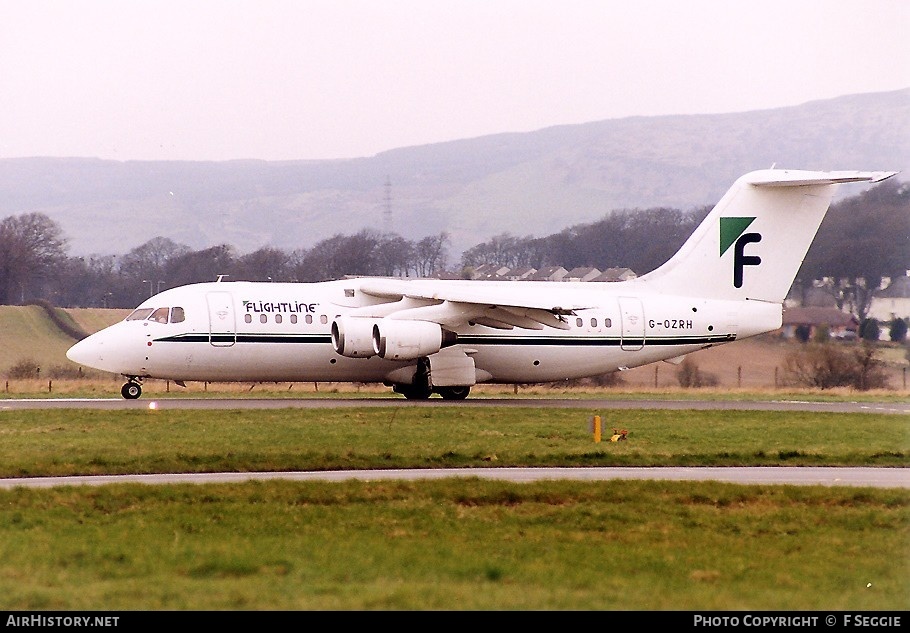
[121, 379, 142, 400]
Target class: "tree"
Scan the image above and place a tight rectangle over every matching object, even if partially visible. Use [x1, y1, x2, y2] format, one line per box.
[164, 244, 237, 288]
[292, 231, 380, 282]
[860, 319, 880, 342]
[784, 342, 889, 390]
[375, 233, 414, 277]
[412, 232, 449, 277]
[116, 236, 192, 305]
[0, 212, 68, 304]
[801, 179, 910, 321]
[889, 317, 908, 343]
[234, 247, 292, 282]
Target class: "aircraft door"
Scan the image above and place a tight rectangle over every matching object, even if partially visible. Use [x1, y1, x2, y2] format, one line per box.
[618, 297, 645, 351]
[206, 291, 237, 347]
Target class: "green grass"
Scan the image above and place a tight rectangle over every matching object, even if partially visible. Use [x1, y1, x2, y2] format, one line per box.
[0, 405, 906, 610]
[0, 479, 905, 610]
[0, 407, 906, 478]
[0, 306, 127, 378]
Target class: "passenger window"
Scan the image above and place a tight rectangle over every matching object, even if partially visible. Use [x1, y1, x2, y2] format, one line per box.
[126, 308, 154, 321]
[275, 314, 282, 324]
[320, 315, 327, 324]
[290, 314, 297, 324]
[244, 314, 252, 323]
[170, 307, 185, 323]
[305, 314, 313, 324]
[576, 317, 583, 328]
[148, 307, 169, 324]
[259, 314, 267, 323]
[604, 318, 612, 327]
[591, 318, 597, 327]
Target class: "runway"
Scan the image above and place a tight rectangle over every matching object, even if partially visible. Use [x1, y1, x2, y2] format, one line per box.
[1, 396, 908, 414]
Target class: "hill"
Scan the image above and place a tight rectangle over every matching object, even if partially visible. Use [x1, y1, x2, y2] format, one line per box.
[0, 89, 907, 258]
[0, 307, 128, 379]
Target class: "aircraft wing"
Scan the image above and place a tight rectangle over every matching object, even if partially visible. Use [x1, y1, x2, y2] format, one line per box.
[345, 278, 587, 330]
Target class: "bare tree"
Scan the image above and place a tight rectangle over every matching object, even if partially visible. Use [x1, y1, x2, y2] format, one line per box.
[0, 212, 68, 304]
[119, 237, 191, 277]
[413, 232, 449, 277]
[375, 233, 413, 277]
[234, 247, 292, 282]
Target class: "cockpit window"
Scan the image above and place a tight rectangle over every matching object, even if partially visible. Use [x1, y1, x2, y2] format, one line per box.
[149, 307, 170, 323]
[126, 306, 185, 323]
[126, 308, 154, 321]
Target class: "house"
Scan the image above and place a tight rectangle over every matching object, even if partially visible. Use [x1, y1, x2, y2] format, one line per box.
[780, 306, 859, 340]
[785, 281, 839, 309]
[563, 267, 601, 282]
[525, 266, 568, 282]
[468, 263, 510, 280]
[868, 274, 910, 323]
[592, 267, 637, 282]
[505, 266, 536, 281]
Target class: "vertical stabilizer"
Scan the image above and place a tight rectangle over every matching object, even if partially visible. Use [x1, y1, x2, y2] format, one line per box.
[635, 169, 897, 303]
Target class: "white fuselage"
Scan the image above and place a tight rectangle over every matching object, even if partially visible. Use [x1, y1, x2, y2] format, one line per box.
[67, 278, 782, 385]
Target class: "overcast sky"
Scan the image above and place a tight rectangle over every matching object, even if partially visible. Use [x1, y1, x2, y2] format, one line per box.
[1, 0, 907, 162]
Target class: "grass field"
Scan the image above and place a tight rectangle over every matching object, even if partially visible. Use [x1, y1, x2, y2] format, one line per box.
[0, 406, 906, 610]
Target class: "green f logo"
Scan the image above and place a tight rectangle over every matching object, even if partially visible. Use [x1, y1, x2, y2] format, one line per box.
[720, 217, 761, 288]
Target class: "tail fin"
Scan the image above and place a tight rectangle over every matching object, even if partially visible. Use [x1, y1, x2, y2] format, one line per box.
[636, 169, 897, 303]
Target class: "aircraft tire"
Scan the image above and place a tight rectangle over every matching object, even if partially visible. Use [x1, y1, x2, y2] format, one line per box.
[121, 382, 142, 400]
[399, 385, 432, 400]
[436, 386, 471, 400]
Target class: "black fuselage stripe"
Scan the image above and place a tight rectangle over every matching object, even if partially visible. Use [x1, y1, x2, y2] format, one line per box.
[156, 333, 735, 347]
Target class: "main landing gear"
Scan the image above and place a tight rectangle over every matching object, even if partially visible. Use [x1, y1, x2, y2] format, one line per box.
[121, 379, 142, 400]
[392, 358, 471, 400]
[393, 384, 471, 400]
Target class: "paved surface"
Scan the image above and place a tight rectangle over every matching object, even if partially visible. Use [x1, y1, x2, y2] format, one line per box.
[0, 467, 906, 489]
[1, 396, 908, 414]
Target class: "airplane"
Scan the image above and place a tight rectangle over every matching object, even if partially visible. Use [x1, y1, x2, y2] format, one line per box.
[66, 168, 897, 400]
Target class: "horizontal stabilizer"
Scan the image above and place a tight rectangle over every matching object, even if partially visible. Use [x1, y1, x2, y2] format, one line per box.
[746, 169, 898, 187]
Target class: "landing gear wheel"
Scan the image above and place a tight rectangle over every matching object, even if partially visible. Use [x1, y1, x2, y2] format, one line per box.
[121, 381, 142, 400]
[437, 386, 471, 400]
[399, 384, 432, 400]
[396, 357, 433, 400]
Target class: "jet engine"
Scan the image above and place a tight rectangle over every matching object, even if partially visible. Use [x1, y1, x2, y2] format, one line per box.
[331, 316, 377, 358]
[371, 319, 458, 360]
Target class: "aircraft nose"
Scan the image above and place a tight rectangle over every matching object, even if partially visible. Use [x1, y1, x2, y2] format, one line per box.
[66, 335, 103, 368]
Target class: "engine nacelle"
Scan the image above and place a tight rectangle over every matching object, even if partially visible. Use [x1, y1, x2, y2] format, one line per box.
[331, 316, 377, 358]
[372, 319, 457, 360]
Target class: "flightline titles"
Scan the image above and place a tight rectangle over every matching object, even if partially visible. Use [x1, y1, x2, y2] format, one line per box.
[6, 615, 119, 627]
[694, 614, 902, 627]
